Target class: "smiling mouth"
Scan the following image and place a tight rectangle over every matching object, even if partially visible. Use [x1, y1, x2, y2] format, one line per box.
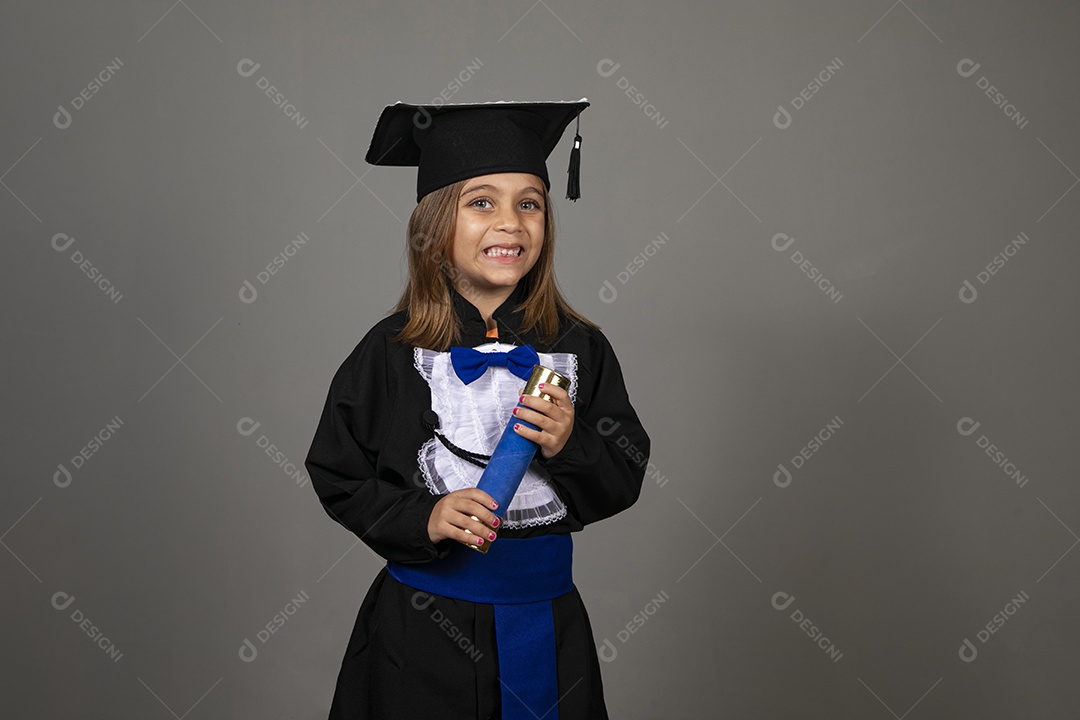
[483, 246, 523, 257]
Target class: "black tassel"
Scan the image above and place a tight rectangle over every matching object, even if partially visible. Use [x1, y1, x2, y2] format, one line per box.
[566, 112, 582, 201]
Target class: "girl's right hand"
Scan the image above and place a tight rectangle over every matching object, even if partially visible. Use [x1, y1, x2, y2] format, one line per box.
[427, 488, 501, 547]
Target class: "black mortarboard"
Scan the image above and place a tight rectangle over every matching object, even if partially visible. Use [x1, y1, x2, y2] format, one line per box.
[365, 99, 589, 203]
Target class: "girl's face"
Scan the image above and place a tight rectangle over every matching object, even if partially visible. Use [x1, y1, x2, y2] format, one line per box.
[449, 172, 546, 301]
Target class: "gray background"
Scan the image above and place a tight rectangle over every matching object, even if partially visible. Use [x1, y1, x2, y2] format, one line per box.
[3, 1, 1078, 718]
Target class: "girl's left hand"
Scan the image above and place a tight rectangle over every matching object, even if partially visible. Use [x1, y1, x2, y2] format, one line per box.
[512, 383, 574, 460]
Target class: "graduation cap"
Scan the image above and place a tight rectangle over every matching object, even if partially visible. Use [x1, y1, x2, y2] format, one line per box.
[365, 99, 589, 203]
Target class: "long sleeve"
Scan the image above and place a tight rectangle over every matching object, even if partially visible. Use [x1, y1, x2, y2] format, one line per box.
[304, 325, 451, 564]
[535, 328, 650, 525]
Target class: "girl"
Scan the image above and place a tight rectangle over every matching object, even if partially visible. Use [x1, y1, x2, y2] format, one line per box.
[305, 99, 651, 720]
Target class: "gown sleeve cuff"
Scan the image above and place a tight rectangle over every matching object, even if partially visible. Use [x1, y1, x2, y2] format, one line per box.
[535, 420, 584, 469]
[409, 491, 454, 563]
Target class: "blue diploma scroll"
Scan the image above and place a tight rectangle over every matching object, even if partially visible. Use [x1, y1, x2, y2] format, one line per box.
[466, 364, 571, 554]
[478, 409, 541, 510]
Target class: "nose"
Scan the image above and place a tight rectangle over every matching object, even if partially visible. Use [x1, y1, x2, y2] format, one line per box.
[494, 203, 522, 233]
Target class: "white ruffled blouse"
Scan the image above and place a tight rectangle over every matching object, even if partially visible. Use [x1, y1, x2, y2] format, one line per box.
[413, 342, 578, 528]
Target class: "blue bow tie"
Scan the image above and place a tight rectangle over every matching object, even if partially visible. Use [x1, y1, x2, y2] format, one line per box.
[450, 345, 539, 385]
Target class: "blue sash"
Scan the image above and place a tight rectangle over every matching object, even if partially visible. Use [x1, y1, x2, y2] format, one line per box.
[387, 534, 573, 720]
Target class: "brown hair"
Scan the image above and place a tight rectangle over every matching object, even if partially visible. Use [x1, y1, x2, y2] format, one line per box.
[391, 178, 599, 350]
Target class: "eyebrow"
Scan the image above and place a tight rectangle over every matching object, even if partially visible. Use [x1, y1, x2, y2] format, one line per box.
[461, 184, 544, 197]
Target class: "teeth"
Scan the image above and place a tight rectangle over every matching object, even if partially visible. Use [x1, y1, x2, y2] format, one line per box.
[485, 247, 521, 257]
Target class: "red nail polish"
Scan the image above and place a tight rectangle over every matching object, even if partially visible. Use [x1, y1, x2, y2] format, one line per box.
[491, 501, 498, 508]
[488, 532, 496, 541]
[492, 518, 500, 527]
[477, 537, 484, 545]
[514, 423, 520, 430]
[512, 408, 518, 415]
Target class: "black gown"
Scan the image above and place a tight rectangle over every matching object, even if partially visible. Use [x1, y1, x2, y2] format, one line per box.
[304, 282, 651, 719]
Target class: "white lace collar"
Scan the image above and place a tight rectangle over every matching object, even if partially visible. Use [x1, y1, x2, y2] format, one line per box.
[413, 342, 578, 528]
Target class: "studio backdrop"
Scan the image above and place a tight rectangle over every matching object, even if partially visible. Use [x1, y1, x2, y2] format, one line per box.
[3, 1, 1078, 718]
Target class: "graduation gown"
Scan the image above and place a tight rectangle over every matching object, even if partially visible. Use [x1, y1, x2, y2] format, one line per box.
[304, 282, 651, 719]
